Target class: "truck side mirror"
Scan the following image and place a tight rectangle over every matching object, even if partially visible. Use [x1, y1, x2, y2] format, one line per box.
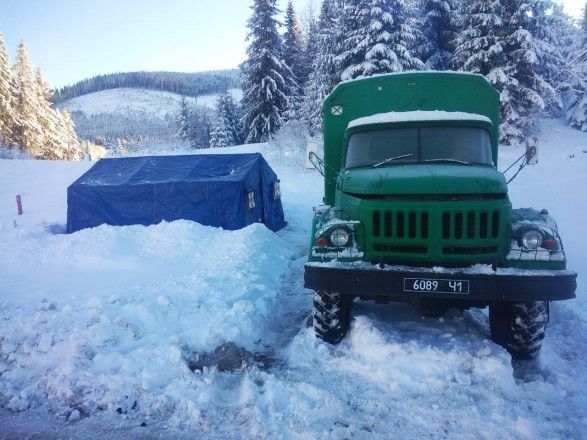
[526, 137, 538, 165]
[306, 140, 319, 169]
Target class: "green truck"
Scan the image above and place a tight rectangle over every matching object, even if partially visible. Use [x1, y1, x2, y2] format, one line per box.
[304, 72, 577, 359]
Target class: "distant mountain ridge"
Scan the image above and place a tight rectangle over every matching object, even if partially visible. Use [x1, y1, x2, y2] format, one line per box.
[53, 69, 241, 102]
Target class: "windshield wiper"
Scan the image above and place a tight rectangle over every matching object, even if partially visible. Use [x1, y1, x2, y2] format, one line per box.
[423, 158, 471, 165]
[372, 153, 414, 168]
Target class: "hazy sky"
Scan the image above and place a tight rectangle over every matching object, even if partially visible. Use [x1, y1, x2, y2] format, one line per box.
[0, 0, 583, 88]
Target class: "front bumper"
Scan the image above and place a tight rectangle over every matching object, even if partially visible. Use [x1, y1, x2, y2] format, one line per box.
[304, 262, 577, 302]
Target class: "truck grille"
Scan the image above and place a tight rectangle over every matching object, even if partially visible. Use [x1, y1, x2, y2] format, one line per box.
[372, 211, 429, 239]
[441, 210, 500, 240]
[370, 208, 503, 258]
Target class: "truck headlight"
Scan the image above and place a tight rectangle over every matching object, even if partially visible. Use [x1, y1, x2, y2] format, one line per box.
[329, 228, 350, 247]
[521, 229, 543, 250]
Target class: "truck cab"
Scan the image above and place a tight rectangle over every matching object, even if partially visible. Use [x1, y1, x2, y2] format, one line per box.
[305, 72, 576, 359]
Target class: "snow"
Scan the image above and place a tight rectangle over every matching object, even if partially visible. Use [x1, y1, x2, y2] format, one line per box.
[58, 87, 243, 119]
[340, 70, 486, 84]
[348, 110, 492, 129]
[0, 119, 586, 438]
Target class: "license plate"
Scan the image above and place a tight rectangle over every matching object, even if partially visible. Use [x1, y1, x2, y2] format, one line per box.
[403, 278, 470, 294]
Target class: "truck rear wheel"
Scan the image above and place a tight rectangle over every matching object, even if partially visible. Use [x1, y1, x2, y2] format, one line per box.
[489, 301, 548, 359]
[313, 291, 352, 344]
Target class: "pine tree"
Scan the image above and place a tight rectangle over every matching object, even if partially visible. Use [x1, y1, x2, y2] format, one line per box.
[454, 0, 578, 142]
[209, 119, 231, 148]
[418, 0, 459, 70]
[301, 8, 319, 89]
[210, 91, 237, 147]
[12, 41, 44, 156]
[337, 0, 424, 81]
[335, 0, 364, 80]
[34, 68, 63, 159]
[454, 1, 521, 143]
[219, 90, 243, 144]
[189, 107, 212, 148]
[0, 32, 18, 147]
[453, 1, 505, 76]
[304, 0, 341, 134]
[283, 1, 307, 86]
[56, 109, 83, 160]
[565, 5, 587, 130]
[498, 0, 557, 142]
[227, 97, 244, 145]
[241, 0, 299, 143]
[177, 95, 191, 143]
[524, 1, 573, 115]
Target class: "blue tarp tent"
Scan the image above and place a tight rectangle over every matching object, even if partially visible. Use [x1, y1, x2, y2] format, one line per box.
[66, 153, 286, 233]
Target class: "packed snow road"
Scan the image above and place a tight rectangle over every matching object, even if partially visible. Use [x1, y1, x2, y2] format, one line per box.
[0, 120, 585, 439]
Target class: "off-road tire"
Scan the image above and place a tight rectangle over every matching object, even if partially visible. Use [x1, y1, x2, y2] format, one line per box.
[313, 290, 352, 344]
[489, 301, 548, 359]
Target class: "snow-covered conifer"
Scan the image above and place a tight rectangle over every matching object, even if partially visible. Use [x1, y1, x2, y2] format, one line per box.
[209, 123, 231, 148]
[284, 1, 307, 87]
[565, 7, 586, 130]
[303, 0, 341, 133]
[34, 68, 64, 159]
[210, 91, 240, 147]
[529, 2, 569, 79]
[334, 0, 363, 80]
[454, 1, 523, 143]
[221, 91, 243, 144]
[454, 0, 578, 142]
[190, 107, 211, 148]
[177, 95, 191, 143]
[56, 109, 83, 160]
[301, 10, 318, 85]
[497, 0, 557, 142]
[453, 1, 505, 76]
[418, 0, 460, 70]
[12, 41, 44, 156]
[0, 32, 18, 147]
[337, 0, 424, 81]
[241, 0, 299, 143]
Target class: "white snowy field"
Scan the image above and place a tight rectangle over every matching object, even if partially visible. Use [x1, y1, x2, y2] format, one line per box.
[0, 119, 585, 439]
[58, 88, 243, 118]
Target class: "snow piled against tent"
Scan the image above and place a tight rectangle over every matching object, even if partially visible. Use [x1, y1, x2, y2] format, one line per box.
[0, 219, 293, 417]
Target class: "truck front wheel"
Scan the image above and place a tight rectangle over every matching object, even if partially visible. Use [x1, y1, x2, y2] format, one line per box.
[313, 291, 352, 344]
[489, 301, 548, 359]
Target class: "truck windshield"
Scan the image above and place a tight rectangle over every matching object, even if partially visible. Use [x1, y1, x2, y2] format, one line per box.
[345, 127, 493, 169]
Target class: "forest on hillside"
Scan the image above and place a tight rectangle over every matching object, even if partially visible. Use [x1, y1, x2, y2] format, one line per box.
[53, 70, 241, 102]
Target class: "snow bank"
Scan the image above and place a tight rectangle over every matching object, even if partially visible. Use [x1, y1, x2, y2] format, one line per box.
[0, 219, 292, 418]
[348, 111, 492, 129]
[254, 311, 576, 439]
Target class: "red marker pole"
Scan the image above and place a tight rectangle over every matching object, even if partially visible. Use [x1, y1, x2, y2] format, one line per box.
[16, 195, 23, 215]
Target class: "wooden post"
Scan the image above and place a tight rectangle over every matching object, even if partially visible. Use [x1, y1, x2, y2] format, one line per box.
[16, 195, 23, 215]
